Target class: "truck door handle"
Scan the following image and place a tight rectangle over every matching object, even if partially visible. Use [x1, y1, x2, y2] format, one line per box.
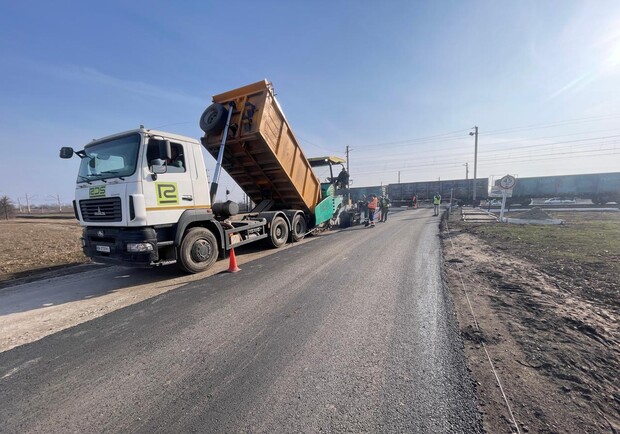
[182, 195, 193, 201]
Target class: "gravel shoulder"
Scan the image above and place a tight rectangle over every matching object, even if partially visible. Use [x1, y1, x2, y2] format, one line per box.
[442, 209, 619, 433]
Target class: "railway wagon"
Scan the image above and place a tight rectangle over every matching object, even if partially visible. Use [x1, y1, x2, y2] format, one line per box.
[348, 186, 384, 202]
[370, 172, 619, 208]
[507, 172, 620, 205]
[388, 178, 488, 206]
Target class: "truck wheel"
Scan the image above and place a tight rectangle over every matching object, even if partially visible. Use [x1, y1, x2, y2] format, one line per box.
[199, 103, 228, 135]
[178, 227, 218, 273]
[270, 216, 289, 248]
[290, 214, 306, 242]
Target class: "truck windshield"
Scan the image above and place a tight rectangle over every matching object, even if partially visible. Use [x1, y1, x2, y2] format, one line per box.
[77, 133, 141, 182]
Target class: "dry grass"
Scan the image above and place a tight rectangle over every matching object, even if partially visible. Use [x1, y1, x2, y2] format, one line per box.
[445, 209, 620, 433]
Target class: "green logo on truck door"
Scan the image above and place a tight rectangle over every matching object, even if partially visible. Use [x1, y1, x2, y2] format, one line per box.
[156, 182, 179, 205]
[89, 186, 106, 198]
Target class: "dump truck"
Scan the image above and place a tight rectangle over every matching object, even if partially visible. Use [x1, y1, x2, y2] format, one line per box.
[60, 80, 348, 273]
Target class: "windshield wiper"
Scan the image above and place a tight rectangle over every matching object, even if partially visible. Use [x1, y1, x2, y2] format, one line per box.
[100, 170, 126, 181]
[77, 175, 92, 184]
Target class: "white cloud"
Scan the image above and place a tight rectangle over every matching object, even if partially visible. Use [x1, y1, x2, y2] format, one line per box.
[28, 61, 204, 106]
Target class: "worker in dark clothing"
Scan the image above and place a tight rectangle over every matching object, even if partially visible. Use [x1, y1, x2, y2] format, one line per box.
[379, 195, 390, 222]
[336, 168, 349, 189]
[412, 194, 418, 209]
[165, 146, 184, 172]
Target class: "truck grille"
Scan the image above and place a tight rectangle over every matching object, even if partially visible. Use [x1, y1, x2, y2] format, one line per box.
[80, 198, 122, 222]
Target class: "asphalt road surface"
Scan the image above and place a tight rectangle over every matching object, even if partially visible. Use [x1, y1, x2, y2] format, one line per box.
[0, 208, 482, 433]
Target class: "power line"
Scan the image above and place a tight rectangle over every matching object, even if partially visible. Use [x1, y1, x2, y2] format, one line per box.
[353, 147, 619, 176]
[464, 127, 620, 149]
[357, 146, 619, 174]
[297, 136, 334, 152]
[343, 113, 620, 150]
[427, 126, 620, 153]
[479, 113, 620, 136]
[353, 128, 471, 148]
[351, 135, 620, 170]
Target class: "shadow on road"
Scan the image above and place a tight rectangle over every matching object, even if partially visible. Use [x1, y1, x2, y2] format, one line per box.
[0, 266, 184, 316]
[0, 241, 277, 316]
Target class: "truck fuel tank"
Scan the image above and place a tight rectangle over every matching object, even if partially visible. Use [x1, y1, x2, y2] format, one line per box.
[212, 200, 239, 219]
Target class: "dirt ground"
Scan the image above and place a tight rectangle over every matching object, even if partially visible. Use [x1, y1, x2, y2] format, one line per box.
[0, 216, 89, 285]
[443, 209, 619, 434]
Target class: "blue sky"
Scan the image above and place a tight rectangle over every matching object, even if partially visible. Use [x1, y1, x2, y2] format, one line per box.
[1, 0, 619, 205]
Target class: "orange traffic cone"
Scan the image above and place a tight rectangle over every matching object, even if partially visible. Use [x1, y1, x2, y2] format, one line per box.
[227, 247, 241, 273]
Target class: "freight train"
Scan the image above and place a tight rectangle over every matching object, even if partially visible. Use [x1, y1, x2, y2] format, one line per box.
[358, 172, 620, 206]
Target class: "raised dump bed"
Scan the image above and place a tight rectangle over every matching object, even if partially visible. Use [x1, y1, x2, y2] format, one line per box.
[200, 80, 321, 214]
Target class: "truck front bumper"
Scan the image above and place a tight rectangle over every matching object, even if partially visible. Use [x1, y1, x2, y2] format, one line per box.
[82, 227, 160, 267]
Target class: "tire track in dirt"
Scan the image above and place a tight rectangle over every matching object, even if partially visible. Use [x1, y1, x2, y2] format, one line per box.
[443, 230, 619, 434]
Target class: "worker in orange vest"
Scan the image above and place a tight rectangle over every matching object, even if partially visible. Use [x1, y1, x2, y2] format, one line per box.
[365, 194, 378, 227]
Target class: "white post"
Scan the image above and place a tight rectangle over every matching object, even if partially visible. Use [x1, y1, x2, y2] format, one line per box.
[499, 190, 508, 222]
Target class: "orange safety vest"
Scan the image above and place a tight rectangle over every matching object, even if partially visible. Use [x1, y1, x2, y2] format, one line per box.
[368, 197, 378, 209]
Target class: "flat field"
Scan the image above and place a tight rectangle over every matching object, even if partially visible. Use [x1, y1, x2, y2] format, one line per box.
[0, 217, 87, 284]
[443, 210, 619, 433]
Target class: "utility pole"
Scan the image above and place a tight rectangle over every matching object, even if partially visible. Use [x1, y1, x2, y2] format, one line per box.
[345, 145, 351, 204]
[398, 171, 401, 184]
[469, 126, 479, 204]
[464, 162, 470, 201]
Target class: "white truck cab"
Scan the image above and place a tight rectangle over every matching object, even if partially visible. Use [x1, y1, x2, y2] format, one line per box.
[61, 127, 234, 272]
[70, 128, 210, 227]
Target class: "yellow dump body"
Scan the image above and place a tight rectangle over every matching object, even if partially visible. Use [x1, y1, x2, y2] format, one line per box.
[202, 80, 321, 214]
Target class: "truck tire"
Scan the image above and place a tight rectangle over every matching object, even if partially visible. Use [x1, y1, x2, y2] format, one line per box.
[270, 216, 289, 248]
[199, 103, 228, 135]
[339, 212, 354, 228]
[178, 227, 219, 273]
[290, 213, 306, 242]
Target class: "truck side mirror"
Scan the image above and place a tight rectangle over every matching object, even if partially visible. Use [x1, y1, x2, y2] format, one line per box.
[59, 147, 74, 159]
[161, 140, 172, 161]
[151, 159, 167, 174]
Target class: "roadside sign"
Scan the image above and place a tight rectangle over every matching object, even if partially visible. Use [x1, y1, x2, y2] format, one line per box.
[489, 186, 513, 198]
[499, 174, 516, 190]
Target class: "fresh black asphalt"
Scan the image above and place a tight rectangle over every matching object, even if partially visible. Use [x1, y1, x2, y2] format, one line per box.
[0, 208, 483, 433]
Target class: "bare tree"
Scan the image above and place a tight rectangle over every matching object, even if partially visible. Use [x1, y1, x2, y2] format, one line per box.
[0, 196, 15, 220]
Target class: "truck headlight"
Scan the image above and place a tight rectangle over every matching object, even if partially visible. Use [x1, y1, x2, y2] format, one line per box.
[126, 242, 154, 253]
